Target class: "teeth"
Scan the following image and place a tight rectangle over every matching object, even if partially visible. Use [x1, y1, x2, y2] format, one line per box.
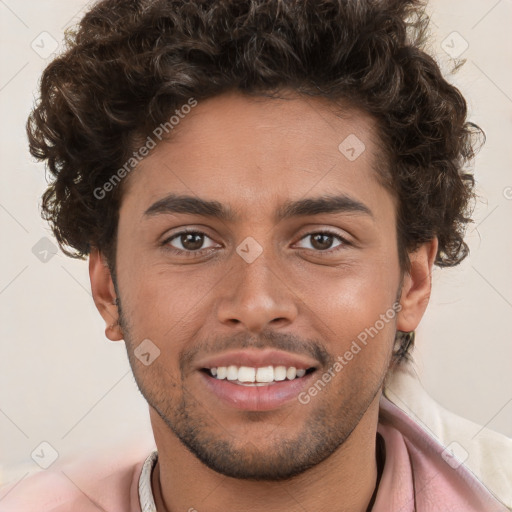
[238, 366, 256, 382]
[255, 366, 274, 382]
[286, 367, 297, 380]
[207, 365, 310, 383]
[227, 365, 238, 381]
[274, 366, 287, 381]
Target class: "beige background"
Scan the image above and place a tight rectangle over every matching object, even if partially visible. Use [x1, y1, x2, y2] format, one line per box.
[0, 0, 511, 485]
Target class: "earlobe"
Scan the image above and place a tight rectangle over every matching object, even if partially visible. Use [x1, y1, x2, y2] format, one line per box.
[396, 238, 438, 332]
[89, 248, 123, 341]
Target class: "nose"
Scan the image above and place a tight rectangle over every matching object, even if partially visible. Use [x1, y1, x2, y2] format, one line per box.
[215, 248, 299, 333]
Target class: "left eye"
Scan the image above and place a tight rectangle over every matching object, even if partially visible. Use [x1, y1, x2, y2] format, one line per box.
[295, 232, 346, 251]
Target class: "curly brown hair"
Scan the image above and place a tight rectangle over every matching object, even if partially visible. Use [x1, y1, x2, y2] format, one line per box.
[27, 0, 482, 275]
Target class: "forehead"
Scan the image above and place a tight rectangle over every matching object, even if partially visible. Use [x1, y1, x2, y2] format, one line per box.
[120, 90, 390, 219]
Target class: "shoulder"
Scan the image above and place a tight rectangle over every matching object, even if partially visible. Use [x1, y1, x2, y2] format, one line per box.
[0, 439, 156, 512]
[382, 366, 512, 511]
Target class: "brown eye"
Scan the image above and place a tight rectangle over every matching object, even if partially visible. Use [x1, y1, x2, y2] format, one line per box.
[179, 232, 204, 251]
[310, 233, 335, 250]
[295, 231, 347, 252]
[166, 231, 217, 253]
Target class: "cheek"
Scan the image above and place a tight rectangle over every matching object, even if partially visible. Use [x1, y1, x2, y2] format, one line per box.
[118, 258, 222, 345]
[297, 259, 399, 322]
[292, 262, 399, 365]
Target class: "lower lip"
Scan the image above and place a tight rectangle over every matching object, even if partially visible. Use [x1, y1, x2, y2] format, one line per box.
[199, 371, 317, 411]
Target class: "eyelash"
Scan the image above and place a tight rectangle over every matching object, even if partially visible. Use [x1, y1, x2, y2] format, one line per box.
[161, 229, 350, 258]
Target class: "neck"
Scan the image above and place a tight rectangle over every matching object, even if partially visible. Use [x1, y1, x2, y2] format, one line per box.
[151, 395, 381, 512]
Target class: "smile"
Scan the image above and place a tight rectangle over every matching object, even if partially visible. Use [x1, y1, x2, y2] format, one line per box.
[204, 365, 314, 385]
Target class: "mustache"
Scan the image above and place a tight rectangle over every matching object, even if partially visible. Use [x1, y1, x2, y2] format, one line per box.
[179, 329, 333, 373]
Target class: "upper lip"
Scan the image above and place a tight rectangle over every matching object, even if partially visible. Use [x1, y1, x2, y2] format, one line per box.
[196, 349, 319, 371]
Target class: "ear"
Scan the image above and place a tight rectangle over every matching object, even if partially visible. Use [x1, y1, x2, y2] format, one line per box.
[89, 247, 123, 341]
[396, 238, 438, 332]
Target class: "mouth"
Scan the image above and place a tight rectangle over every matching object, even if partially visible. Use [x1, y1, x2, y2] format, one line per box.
[195, 349, 321, 411]
[200, 365, 316, 385]
[198, 363, 318, 411]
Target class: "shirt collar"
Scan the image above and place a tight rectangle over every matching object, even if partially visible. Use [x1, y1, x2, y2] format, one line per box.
[139, 450, 158, 512]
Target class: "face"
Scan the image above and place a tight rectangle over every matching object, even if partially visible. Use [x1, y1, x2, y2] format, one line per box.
[93, 90, 421, 481]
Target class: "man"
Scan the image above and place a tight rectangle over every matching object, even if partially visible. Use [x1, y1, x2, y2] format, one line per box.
[1, 0, 510, 510]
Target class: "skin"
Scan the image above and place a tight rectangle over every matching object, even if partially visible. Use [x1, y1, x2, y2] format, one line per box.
[89, 89, 437, 512]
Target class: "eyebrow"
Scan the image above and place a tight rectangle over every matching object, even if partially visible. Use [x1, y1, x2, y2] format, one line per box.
[143, 193, 373, 222]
